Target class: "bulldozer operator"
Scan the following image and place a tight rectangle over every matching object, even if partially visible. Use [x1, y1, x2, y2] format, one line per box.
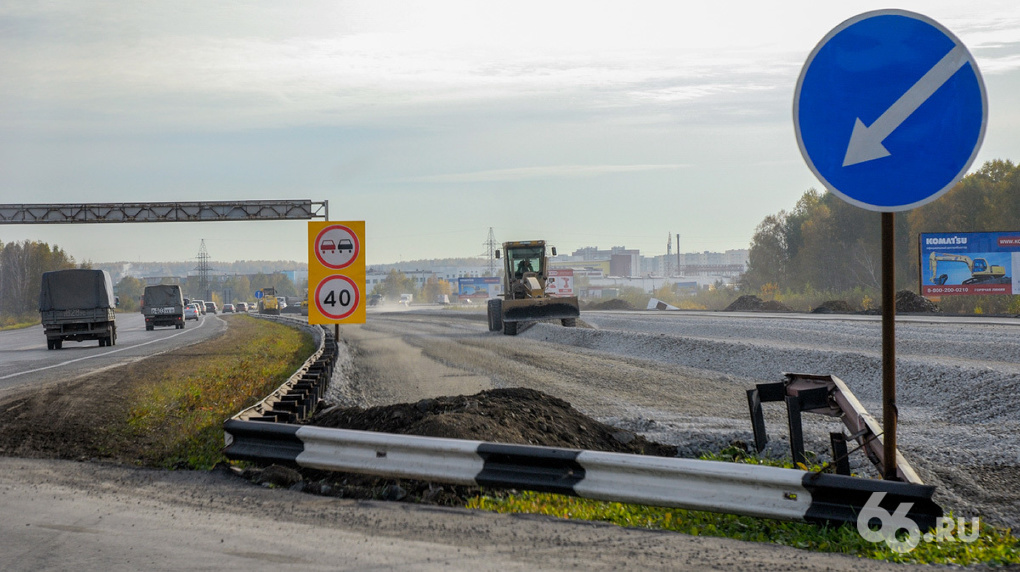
[516, 257, 534, 276]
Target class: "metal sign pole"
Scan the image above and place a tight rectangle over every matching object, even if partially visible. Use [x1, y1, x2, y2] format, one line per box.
[881, 212, 898, 480]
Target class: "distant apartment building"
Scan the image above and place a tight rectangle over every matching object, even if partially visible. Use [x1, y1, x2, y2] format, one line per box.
[550, 245, 748, 295]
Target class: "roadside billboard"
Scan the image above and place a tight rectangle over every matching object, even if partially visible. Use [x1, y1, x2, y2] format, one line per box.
[919, 231, 1020, 296]
[458, 277, 500, 301]
[546, 268, 575, 297]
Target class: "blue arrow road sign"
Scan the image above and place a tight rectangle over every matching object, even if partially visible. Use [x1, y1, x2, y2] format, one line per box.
[795, 10, 987, 211]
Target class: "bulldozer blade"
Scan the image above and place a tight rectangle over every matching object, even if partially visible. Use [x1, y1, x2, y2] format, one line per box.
[501, 296, 580, 323]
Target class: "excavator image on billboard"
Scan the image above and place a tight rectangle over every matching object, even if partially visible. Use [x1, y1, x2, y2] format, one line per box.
[487, 240, 580, 336]
[929, 252, 1010, 285]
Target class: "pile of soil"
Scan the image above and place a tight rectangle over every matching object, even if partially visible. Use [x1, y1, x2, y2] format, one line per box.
[308, 388, 676, 456]
[724, 295, 763, 311]
[894, 290, 942, 313]
[583, 298, 635, 311]
[724, 295, 792, 312]
[258, 388, 679, 505]
[811, 300, 856, 314]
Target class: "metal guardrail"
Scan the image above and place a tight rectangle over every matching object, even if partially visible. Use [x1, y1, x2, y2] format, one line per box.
[222, 419, 942, 528]
[231, 314, 337, 423]
[747, 373, 924, 484]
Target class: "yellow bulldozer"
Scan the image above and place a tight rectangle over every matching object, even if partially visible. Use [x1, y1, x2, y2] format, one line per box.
[487, 240, 580, 336]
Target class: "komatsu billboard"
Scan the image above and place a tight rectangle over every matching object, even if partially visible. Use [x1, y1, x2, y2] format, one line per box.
[919, 231, 1020, 296]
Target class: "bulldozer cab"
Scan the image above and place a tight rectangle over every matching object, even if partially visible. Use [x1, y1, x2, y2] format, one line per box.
[506, 245, 545, 279]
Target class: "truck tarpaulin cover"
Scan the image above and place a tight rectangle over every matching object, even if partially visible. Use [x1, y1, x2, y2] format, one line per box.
[38, 269, 116, 311]
[143, 285, 183, 307]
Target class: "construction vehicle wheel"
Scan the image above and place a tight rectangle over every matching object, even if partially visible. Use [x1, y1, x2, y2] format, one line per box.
[487, 299, 503, 332]
[503, 320, 518, 336]
[561, 318, 576, 327]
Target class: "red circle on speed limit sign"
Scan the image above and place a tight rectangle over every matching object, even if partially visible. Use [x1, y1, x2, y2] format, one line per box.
[314, 275, 361, 320]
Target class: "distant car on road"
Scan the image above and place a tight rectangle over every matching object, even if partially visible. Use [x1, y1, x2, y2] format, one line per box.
[204, 301, 218, 314]
[184, 305, 200, 321]
[236, 302, 248, 312]
[223, 304, 235, 313]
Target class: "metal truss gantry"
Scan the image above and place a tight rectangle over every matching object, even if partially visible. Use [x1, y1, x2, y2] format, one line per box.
[0, 200, 328, 224]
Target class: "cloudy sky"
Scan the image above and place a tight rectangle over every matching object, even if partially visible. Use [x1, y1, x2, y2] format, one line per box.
[2, 1, 1019, 266]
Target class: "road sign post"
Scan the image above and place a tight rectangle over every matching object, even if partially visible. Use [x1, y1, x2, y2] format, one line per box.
[308, 221, 366, 325]
[795, 10, 986, 480]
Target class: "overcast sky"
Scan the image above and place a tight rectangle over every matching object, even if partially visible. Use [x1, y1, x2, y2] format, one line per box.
[2, 1, 1019, 266]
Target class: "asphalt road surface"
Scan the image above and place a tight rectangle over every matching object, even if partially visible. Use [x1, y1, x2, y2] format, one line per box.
[0, 311, 226, 396]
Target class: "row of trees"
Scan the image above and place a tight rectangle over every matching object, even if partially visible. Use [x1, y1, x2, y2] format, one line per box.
[0, 240, 82, 324]
[742, 159, 1020, 309]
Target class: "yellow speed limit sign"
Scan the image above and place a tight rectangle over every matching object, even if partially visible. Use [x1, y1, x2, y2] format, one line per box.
[308, 221, 365, 324]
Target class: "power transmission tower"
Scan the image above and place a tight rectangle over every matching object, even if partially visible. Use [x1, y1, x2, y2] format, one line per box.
[195, 239, 212, 300]
[483, 227, 498, 276]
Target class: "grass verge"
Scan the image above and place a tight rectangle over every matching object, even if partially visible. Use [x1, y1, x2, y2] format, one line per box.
[467, 448, 1020, 566]
[117, 315, 315, 470]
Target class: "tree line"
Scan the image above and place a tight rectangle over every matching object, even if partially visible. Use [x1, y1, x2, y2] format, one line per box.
[0, 240, 82, 324]
[742, 159, 1020, 304]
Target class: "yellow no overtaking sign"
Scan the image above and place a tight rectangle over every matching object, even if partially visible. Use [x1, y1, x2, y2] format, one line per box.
[307, 220, 365, 324]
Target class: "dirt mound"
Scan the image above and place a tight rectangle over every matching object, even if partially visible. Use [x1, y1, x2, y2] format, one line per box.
[584, 298, 635, 311]
[811, 300, 855, 314]
[266, 388, 678, 504]
[724, 295, 763, 311]
[894, 290, 942, 313]
[759, 300, 793, 312]
[308, 388, 676, 457]
[724, 296, 792, 312]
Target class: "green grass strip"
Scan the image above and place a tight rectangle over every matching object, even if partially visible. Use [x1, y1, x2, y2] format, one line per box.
[122, 315, 315, 470]
[467, 448, 1020, 565]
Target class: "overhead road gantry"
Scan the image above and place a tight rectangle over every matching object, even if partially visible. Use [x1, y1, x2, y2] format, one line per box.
[0, 200, 328, 224]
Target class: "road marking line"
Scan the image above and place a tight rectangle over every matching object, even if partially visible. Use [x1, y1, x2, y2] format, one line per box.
[0, 317, 210, 382]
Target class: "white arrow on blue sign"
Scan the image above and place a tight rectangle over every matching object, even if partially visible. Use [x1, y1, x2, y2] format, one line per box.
[794, 10, 987, 212]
